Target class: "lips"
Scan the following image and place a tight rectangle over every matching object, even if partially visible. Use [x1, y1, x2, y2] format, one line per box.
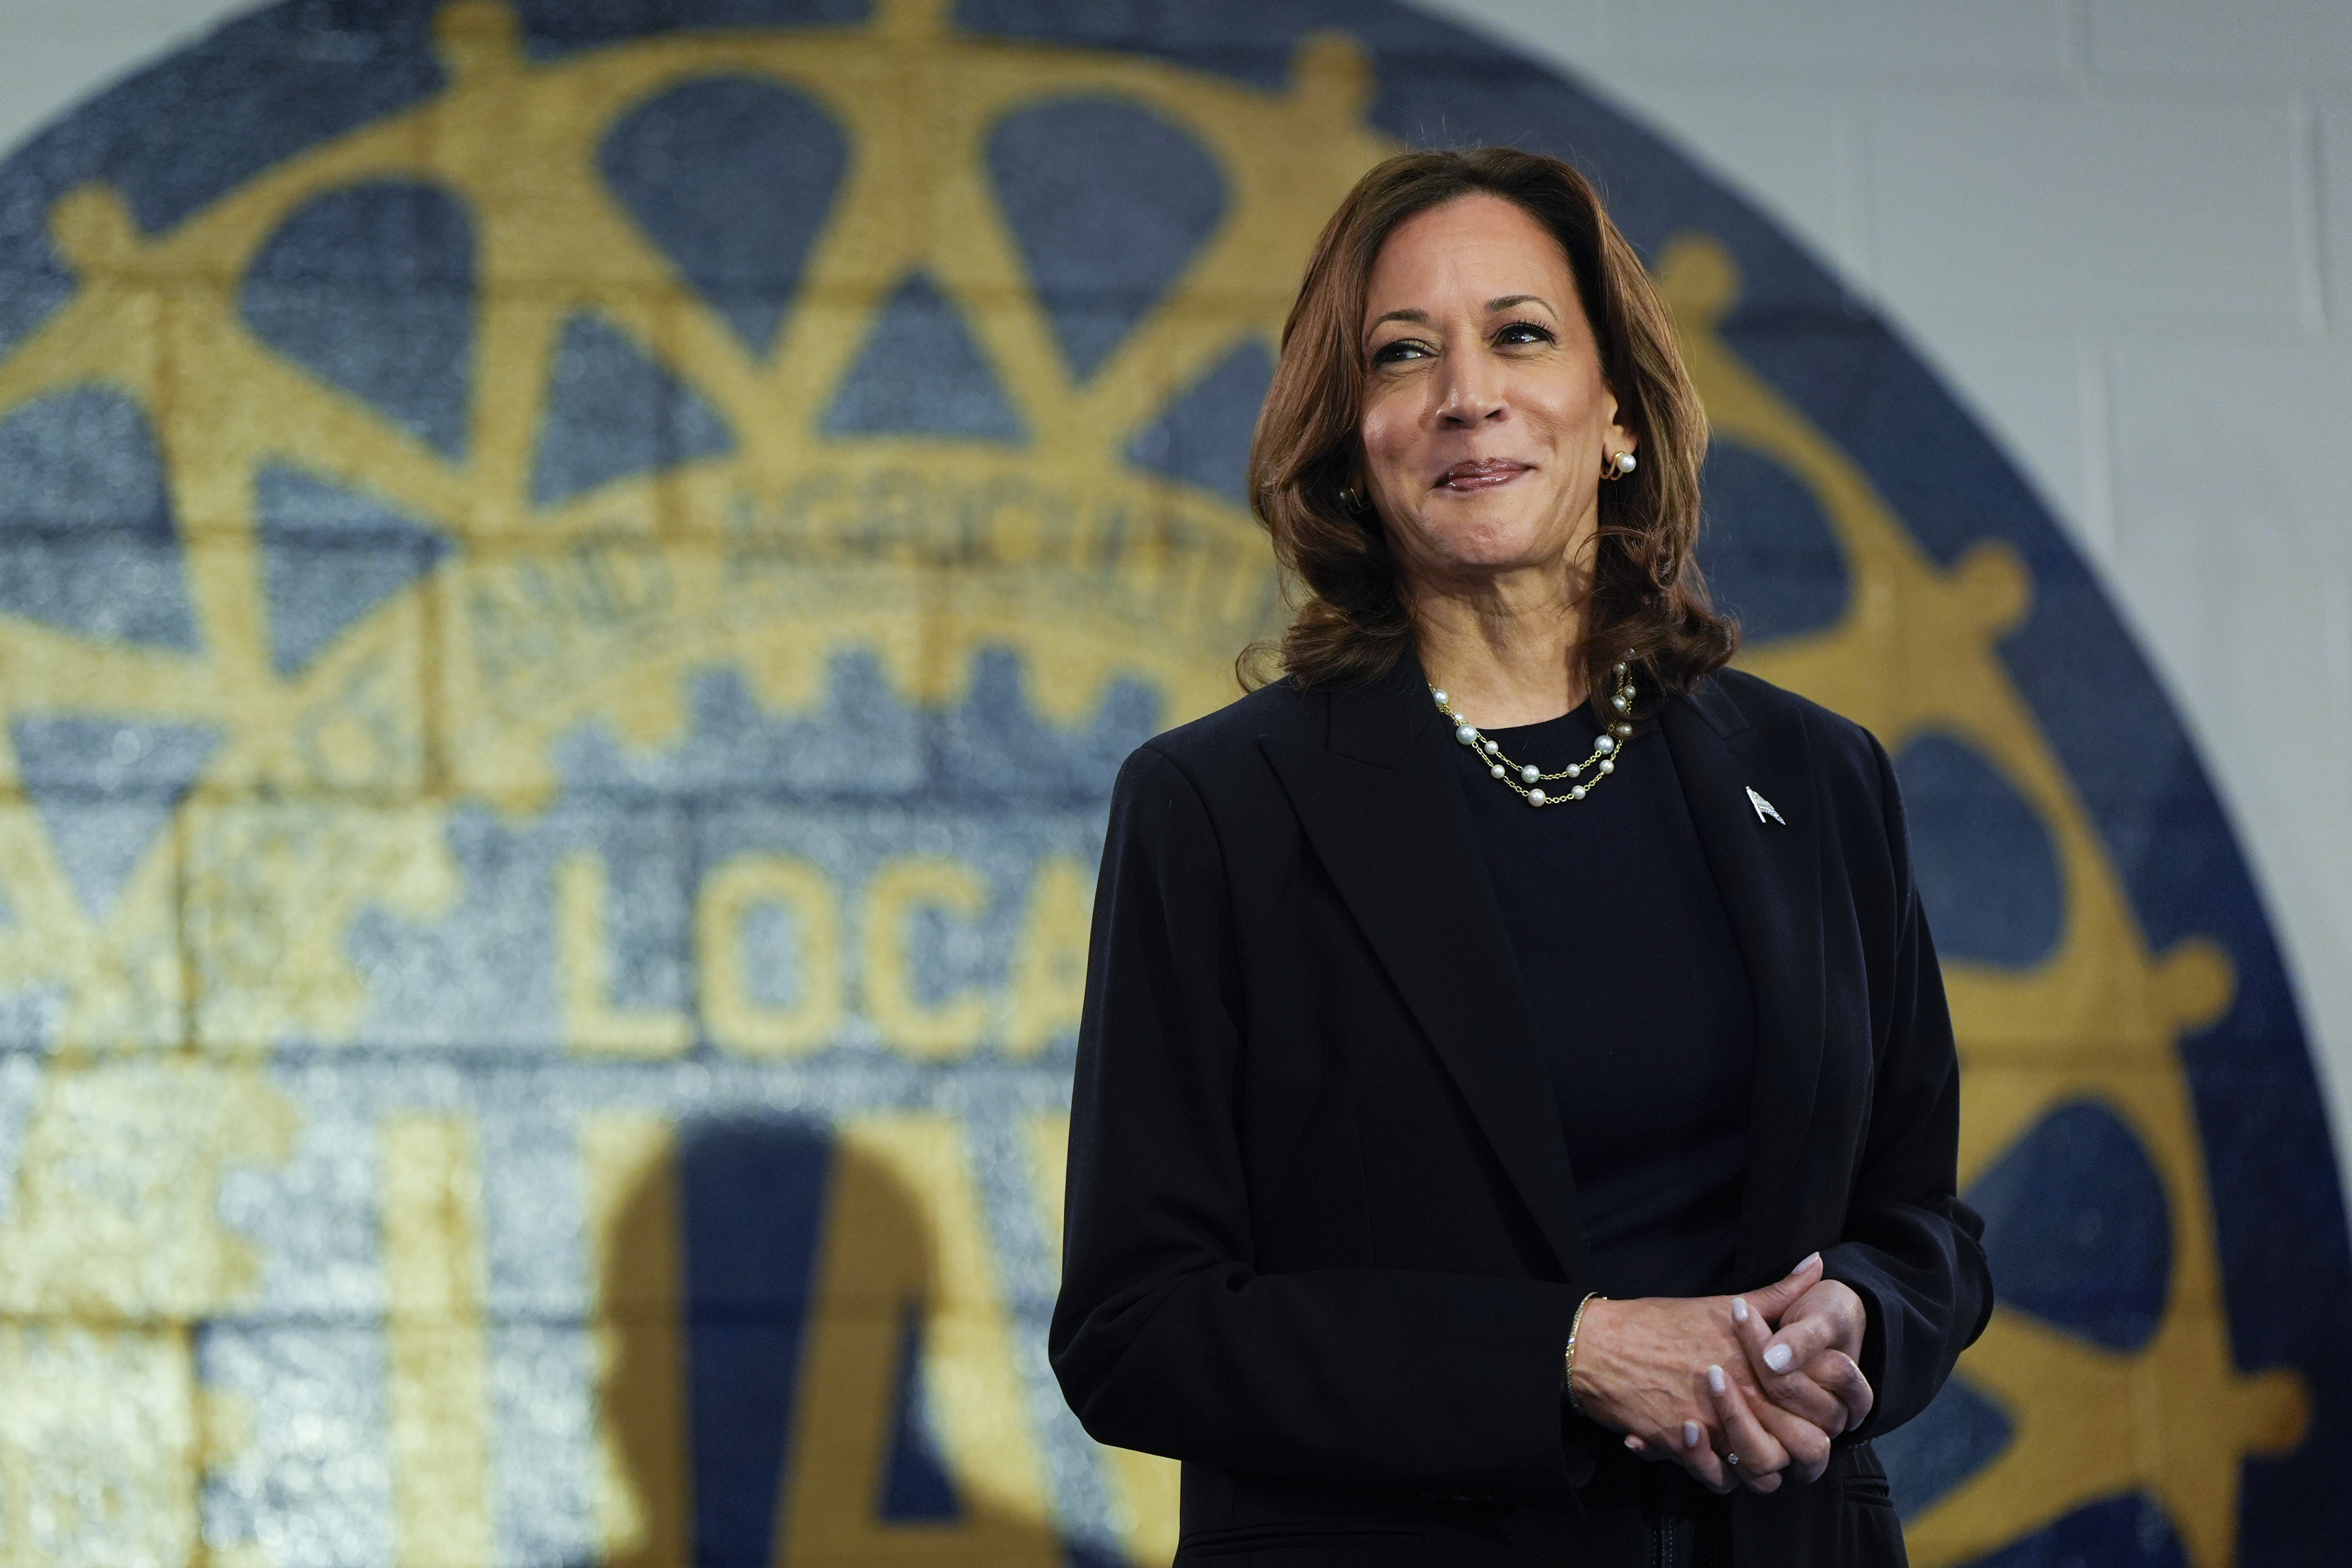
[1434, 459, 1530, 490]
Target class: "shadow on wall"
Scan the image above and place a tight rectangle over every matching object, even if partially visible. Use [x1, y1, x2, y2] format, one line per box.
[594, 1115, 1082, 1568]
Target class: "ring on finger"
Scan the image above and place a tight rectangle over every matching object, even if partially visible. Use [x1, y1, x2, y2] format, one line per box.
[1724, 1452, 1740, 1468]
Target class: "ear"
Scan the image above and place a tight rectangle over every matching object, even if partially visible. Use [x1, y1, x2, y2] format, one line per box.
[1600, 384, 1638, 456]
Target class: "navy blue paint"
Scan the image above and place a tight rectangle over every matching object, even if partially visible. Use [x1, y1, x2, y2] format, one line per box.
[683, 1117, 833, 1568]
[1694, 441, 1847, 644]
[1124, 339, 1275, 507]
[531, 311, 736, 506]
[0, 386, 197, 650]
[513, 0, 868, 59]
[1958, 1494, 2187, 1568]
[0, 0, 2336, 1557]
[987, 96, 1227, 382]
[11, 716, 219, 918]
[601, 76, 850, 357]
[1893, 734, 2065, 967]
[1874, 1378, 2013, 1520]
[879, 1305, 963, 1521]
[254, 465, 451, 677]
[1968, 1101, 2172, 1352]
[240, 179, 476, 458]
[933, 649, 1162, 806]
[823, 273, 1028, 442]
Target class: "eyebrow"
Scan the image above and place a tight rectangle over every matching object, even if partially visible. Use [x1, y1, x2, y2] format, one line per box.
[1365, 295, 1559, 332]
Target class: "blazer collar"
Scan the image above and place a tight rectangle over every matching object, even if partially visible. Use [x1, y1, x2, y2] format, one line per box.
[1660, 677, 1830, 1285]
[1258, 651, 1590, 1284]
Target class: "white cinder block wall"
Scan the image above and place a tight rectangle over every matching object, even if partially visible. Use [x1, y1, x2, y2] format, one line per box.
[6, 0, 2351, 1201]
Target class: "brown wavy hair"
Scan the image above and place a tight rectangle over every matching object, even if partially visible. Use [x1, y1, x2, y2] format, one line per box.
[1243, 146, 1735, 705]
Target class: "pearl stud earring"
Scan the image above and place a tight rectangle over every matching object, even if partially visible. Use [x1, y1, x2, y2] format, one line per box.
[1602, 451, 1637, 480]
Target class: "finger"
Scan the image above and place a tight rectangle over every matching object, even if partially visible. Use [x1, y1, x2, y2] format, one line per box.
[1757, 1290, 1845, 1378]
[1740, 1252, 1825, 1322]
[1750, 1394, 1834, 1483]
[1731, 1296, 1848, 1435]
[1806, 1349, 1876, 1431]
[1674, 1412, 1733, 1494]
[1708, 1366, 1791, 1492]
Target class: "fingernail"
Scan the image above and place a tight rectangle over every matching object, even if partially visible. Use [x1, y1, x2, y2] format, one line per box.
[1765, 1343, 1794, 1373]
[1683, 1420, 1702, 1449]
[1733, 1297, 1749, 1325]
[1625, 1434, 1641, 1451]
[1707, 1364, 1727, 1395]
[1793, 1252, 1821, 1274]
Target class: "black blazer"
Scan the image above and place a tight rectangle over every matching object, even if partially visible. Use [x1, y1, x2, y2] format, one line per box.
[1051, 654, 1992, 1567]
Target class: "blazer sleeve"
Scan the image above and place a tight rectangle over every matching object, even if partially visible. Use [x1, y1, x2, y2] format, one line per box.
[1820, 734, 1996, 1440]
[1049, 745, 1590, 1499]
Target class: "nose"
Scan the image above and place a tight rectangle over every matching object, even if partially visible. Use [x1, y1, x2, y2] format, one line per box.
[1435, 349, 1506, 428]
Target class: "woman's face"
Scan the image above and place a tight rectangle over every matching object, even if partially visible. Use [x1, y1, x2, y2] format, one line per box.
[1357, 194, 1633, 591]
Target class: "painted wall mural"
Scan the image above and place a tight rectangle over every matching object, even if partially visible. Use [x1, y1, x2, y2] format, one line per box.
[0, 0, 2340, 1564]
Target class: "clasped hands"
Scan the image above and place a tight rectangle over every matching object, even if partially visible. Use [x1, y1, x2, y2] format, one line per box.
[1570, 1254, 1872, 1495]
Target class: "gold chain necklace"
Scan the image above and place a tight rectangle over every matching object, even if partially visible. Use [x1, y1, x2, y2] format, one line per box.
[1431, 662, 1637, 808]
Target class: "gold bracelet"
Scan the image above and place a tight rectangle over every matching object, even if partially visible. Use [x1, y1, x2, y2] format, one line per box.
[1564, 1292, 1606, 1413]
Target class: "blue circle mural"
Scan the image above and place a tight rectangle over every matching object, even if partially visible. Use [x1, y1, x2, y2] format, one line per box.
[0, 0, 2336, 1564]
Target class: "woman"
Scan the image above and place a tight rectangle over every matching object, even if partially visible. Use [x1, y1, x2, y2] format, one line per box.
[1050, 147, 1990, 1567]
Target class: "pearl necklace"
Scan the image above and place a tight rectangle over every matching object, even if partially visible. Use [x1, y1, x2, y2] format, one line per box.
[1431, 662, 1638, 808]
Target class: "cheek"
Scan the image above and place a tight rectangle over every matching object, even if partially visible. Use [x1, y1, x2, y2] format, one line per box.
[1357, 396, 1410, 461]
[1524, 372, 1607, 438]
[1357, 419, 1419, 498]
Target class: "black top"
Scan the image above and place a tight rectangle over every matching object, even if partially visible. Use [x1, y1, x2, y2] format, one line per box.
[1451, 702, 1759, 1300]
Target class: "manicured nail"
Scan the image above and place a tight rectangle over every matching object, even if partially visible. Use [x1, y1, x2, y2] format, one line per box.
[1733, 1297, 1750, 1325]
[1683, 1420, 1702, 1449]
[1765, 1343, 1795, 1373]
[1792, 1252, 1821, 1274]
[1625, 1434, 1642, 1451]
[1707, 1364, 1727, 1395]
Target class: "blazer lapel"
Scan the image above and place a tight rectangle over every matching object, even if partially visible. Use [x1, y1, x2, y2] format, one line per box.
[1258, 658, 1589, 1284]
[1661, 681, 1829, 1285]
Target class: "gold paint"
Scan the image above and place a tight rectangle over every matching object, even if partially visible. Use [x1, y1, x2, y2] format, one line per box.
[0, 1054, 291, 1560]
[559, 849, 695, 1057]
[381, 1115, 494, 1568]
[0, 1063, 294, 1317]
[0, 1323, 202, 1568]
[1004, 856, 1092, 1059]
[862, 859, 992, 1062]
[1660, 234, 2307, 1565]
[188, 802, 457, 1052]
[778, 1114, 1060, 1566]
[583, 1114, 692, 1568]
[698, 855, 846, 1058]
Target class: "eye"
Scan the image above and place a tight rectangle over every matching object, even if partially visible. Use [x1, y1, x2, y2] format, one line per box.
[1495, 319, 1556, 347]
[1371, 337, 1432, 365]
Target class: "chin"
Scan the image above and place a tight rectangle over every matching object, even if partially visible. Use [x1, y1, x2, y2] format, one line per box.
[1421, 518, 1555, 572]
